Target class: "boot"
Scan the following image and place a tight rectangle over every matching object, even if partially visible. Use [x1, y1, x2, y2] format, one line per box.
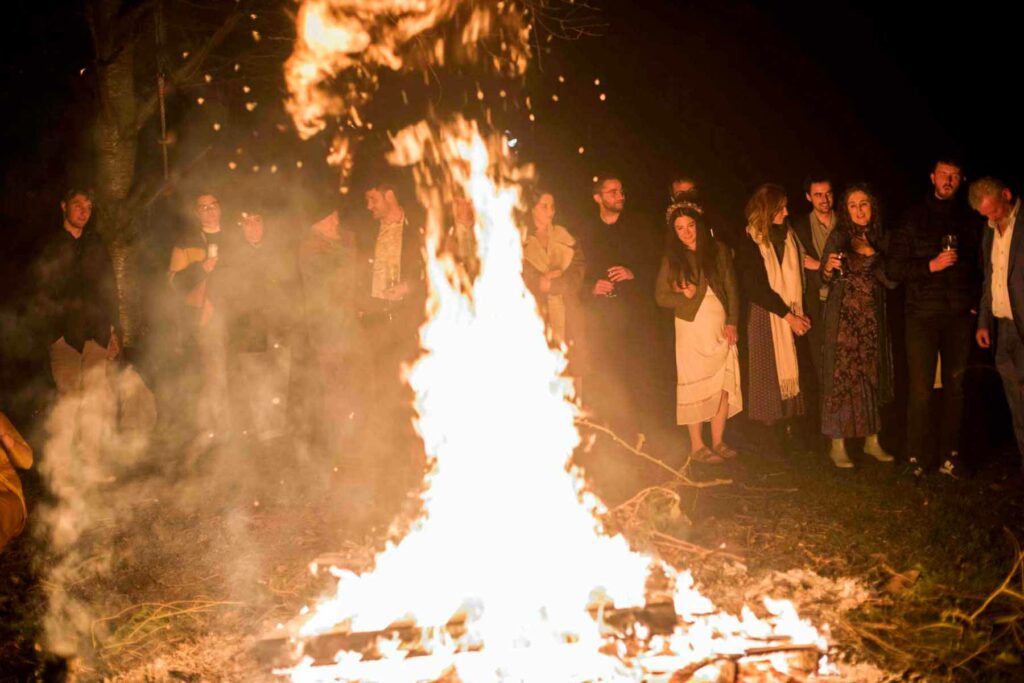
[863, 434, 894, 462]
[828, 439, 853, 468]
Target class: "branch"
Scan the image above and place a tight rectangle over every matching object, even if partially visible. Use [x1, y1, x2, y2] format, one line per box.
[132, 2, 251, 134]
[577, 418, 732, 489]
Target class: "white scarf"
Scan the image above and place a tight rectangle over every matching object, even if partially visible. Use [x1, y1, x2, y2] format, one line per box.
[748, 224, 803, 401]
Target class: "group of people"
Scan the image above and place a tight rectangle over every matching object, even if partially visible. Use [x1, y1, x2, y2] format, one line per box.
[4, 154, 1024, 550]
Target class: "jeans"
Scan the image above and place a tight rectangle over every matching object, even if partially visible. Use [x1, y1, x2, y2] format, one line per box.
[904, 313, 973, 466]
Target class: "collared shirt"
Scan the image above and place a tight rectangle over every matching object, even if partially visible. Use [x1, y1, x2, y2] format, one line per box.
[809, 211, 835, 259]
[371, 218, 405, 299]
[990, 199, 1020, 320]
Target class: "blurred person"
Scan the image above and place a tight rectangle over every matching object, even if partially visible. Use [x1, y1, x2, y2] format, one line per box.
[221, 207, 298, 441]
[298, 205, 362, 457]
[521, 189, 588, 394]
[886, 158, 981, 477]
[0, 410, 32, 552]
[579, 174, 660, 437]
[655, 204, 742, 462]
[971, 177, 1024, 488]
[37, 189, 120, 458]
[168, 192, 231, 445]
[819, 185, 896, 468]
[360, 182, 427, 493]
[446, 196, 479, 276]
[734, 183, 811, 457]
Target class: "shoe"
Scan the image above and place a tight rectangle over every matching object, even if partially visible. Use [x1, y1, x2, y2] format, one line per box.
[712, 443, 739, 460]
[938, 451, 960, 478]
[828, 440, 853, 469]
[689, 446, 724, 464]
[863, 434, 894, 462]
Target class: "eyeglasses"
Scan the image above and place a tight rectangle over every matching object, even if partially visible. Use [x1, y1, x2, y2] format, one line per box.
[198, 202, 220, 212]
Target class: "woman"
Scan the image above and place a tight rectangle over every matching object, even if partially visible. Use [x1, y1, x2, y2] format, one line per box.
[819, 184, 895, 468]
[522, 190, 588, 389]
[656, 205, 742, 462]
[734, 184, 811, 453]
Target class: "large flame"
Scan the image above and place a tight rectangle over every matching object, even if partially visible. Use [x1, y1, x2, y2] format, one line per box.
[282, 2, 830, 680]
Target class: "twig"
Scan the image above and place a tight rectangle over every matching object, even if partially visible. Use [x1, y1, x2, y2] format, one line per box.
[967, 551, 1024, 622]
[652, 530, 745, 563]
[670, 643, 821, 681]
[577, 418, 732, 489]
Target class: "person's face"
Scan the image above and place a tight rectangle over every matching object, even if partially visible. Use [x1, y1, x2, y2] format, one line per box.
[674, 215, 698, 250]
[61, 194, 92, 231]
[196, 194, 221, 229]
[242, 213, 264, 245]
[847, 191, 872, 227]
[453, 198, 475, 226]
[805, 182, 834, 215]
[365, 189, 391, 220]
[594, 179, 625, 213]
[671, 179, 696, 197]
[976, 190, 1014, 224]
[931, 163, 963, 200]
[532, 193, 556, 228]
[772, 200, 788, 225]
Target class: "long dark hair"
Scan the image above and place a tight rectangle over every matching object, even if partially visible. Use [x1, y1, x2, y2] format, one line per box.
[837, 183, 883, 247]
[666, 205, 718, 286]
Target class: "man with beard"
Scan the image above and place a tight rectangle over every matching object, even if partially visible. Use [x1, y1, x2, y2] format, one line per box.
[579, 175, 660, 439]
[887, 158, 981, 477]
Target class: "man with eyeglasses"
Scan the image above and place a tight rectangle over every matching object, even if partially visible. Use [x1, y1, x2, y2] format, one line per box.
[169, 192, 231, 447]
[580, 174, 659, 440]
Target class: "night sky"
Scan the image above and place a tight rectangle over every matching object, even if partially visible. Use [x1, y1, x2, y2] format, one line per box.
[1, 0, 1020, 264]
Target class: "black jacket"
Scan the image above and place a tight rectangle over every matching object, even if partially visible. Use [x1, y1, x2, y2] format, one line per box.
[35, 227, 120, 351]
[885, 194, 982, 316]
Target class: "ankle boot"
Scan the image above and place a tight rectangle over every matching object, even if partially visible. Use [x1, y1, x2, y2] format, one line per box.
[829, 439, 853, 468]
[863, 434, 894, 462]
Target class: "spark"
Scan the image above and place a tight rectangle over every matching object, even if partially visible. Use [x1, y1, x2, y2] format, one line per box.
[246, 101, 258, 111]
[227, 161, 237, 170]
[212, 122, 221, 131]
[196, 97, 205, 105]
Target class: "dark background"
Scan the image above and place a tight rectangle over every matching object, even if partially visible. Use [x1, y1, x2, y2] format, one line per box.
[0, 0, 1019, 453]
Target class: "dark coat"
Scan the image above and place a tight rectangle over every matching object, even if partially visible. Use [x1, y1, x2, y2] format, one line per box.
[979, 200, 1024, 336]
[654, 242, 739, 327]
[885, 194, 982, 317]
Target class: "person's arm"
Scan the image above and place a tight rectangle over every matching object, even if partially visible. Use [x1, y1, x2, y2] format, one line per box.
[720, 244, 740, 327]
[168, 245, 207, 292]
[885, 211, 937, 283]
[549, 238, 585, 296]
[978, 229, 994, 334]
[733, 238, 790, 317]
[0, 412, 32, 469]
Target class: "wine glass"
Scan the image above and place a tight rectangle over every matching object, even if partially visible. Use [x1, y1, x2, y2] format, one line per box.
[941, 234, 958, 252]
[834, 251, 846, 278]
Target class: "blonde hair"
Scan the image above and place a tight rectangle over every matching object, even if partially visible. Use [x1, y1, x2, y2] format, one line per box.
[968, 177, 1008, 210]
[744, 183, 788, 243]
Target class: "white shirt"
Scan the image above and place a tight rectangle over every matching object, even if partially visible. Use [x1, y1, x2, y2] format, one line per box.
[990, 199, 1020, 320]
[371, 219, 405, 300]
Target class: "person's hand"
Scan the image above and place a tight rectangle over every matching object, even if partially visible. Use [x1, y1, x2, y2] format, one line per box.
[977, 328, 992, 349]
[593, 279, 615, 296]
[106, 332, 121, 361]
[822, 253, 843, 275]
[539, 275, 553, 293]
[202, 257, 218, 273]
[803, 255, 820, 271]
[383, 281, 410, 301]
[929, 250, 957, 272]
[672, 279, 697, 298]
[1, 432, 14, 452]
[607, 266, 634, 282]
[785, 312, 811, 336]
[547, 269, 563, 280]
[724, 324, 738, 346]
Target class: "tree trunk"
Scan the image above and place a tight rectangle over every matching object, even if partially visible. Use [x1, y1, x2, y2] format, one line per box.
[92, 0, 142, 347]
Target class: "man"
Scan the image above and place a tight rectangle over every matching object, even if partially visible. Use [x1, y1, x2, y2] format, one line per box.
[298, 206, 362, 456]
[169, 192, 231, 443]
[669, 174, 697, 201]
[971, 177, 1024, 487]
[791, 176, 836, 452]
[580, 175, 659, 437]
[39, 189, 121, 457]
[360, 182, 426, 496]
[886, 159, 981, 477]
[221, 208, 297, 441]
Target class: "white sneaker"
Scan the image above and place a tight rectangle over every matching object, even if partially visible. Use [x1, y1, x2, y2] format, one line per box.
[938, 459, 957, 477]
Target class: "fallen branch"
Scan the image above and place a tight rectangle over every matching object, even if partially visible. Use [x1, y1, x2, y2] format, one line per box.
[576, 418, 732, 489]
[652, 530, 745, 563]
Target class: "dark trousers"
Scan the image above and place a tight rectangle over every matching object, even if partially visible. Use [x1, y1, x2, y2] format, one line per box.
[905, 313, 973, 466]
[995, 318, 1024, 468]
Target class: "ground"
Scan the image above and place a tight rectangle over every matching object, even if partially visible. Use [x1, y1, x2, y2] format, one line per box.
[2, 424, 1024, 683]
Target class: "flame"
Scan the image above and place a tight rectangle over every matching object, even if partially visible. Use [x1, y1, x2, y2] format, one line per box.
[282, 2, 830, 680]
